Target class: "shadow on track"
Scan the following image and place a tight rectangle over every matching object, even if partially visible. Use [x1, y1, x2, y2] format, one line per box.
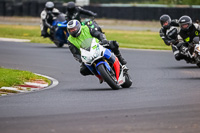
[176, 77, 200, 80]
[160, 66, 199, 69]
[68, 87, 134, 92]
[69, 88, 114, 91]
[38, 46, 69, 49]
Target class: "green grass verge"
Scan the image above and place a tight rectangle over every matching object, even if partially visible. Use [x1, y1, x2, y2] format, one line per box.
[0, 67, 51, 88]
[105, 29, 170, 50]
[0, 24, 171, 50]
[0, 24, 52, 44]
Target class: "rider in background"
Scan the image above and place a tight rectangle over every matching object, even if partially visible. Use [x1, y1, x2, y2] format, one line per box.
[178, 15, 200, 49]
[40, 1, 60, 38]
[177, 15, 200, 62]
[65, 1, 97, 22]
[159, 14, 184, 61]
[66, 20, 127, 82]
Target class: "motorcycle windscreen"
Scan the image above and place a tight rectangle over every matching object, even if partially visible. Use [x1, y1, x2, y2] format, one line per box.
[80, 38, 99, 51]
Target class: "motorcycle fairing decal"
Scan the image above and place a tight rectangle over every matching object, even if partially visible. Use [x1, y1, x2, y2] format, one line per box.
[113, 57, 120, 80]
[96, 61, 111, 75]
[92, 45, 97, 49]
[103, 49, 112, 59]
[57, 21, 68, 27]
[195, 31, 199, 35]
[185, 37, 190, 42]
[90, 25, 95, 28]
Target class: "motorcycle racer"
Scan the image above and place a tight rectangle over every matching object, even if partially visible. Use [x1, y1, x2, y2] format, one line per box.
[178, 15, 200, 48]
[65, 1, 97, 22]
[176, 15, 200, 62]
[159, 14, 185, 61]
[40, 1, 60, 38]
[66, 19, 127, 82]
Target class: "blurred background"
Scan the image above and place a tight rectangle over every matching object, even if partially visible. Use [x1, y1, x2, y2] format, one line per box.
[0, 0, 200, 21]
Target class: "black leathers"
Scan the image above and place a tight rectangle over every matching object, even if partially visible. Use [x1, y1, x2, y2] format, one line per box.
[66, 7, 96, 22]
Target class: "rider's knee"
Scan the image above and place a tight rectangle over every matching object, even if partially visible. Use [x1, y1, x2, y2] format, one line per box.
[41, 30, 48, 37]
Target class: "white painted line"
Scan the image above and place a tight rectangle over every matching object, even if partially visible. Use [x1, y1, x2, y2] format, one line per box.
[34, 73, 59, 90]
[24, 82, 49, 87]
[30, 88, 40, 91]
[0, 73, 59, 97]
[0, 38, 30, 42]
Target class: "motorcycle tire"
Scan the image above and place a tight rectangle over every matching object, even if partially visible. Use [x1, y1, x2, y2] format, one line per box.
[97, 64, 121, 90]
[53, 40, 64, 48]
[196, 63, 200, 68]
[121, 73, 132, 88]
[55, 42, 64, 48]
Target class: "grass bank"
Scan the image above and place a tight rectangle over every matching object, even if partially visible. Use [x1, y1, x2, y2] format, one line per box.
[0, 67, 51, 88]
[0, 24, 170, 50]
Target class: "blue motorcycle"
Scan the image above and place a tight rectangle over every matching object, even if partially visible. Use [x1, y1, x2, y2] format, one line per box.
[50, 13, 69, 47]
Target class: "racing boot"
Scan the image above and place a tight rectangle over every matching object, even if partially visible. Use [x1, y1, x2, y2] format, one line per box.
[110, 40, 127, 65]
[41, 27, 50, 38]
[172, 45, 180, 61]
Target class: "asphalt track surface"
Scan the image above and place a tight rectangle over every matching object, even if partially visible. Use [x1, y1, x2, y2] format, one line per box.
[0, 41, 200, 133]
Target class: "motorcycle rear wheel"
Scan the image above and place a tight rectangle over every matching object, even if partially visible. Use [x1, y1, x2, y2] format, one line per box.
[97, 64, 121, 90]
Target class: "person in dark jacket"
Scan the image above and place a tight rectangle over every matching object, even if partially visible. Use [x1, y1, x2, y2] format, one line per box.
[178, 15, 200, 45]
[40, 1, 60, 38]
[159, 14, 185, 61]
[67, 20, 127, 83]
[177, 15, 200, 62]
[65, 1, 97, 22]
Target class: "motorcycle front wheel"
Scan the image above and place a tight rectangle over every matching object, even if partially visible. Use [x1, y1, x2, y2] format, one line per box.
[97, 64, 121, 90]
[54, 41, 64, 48]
